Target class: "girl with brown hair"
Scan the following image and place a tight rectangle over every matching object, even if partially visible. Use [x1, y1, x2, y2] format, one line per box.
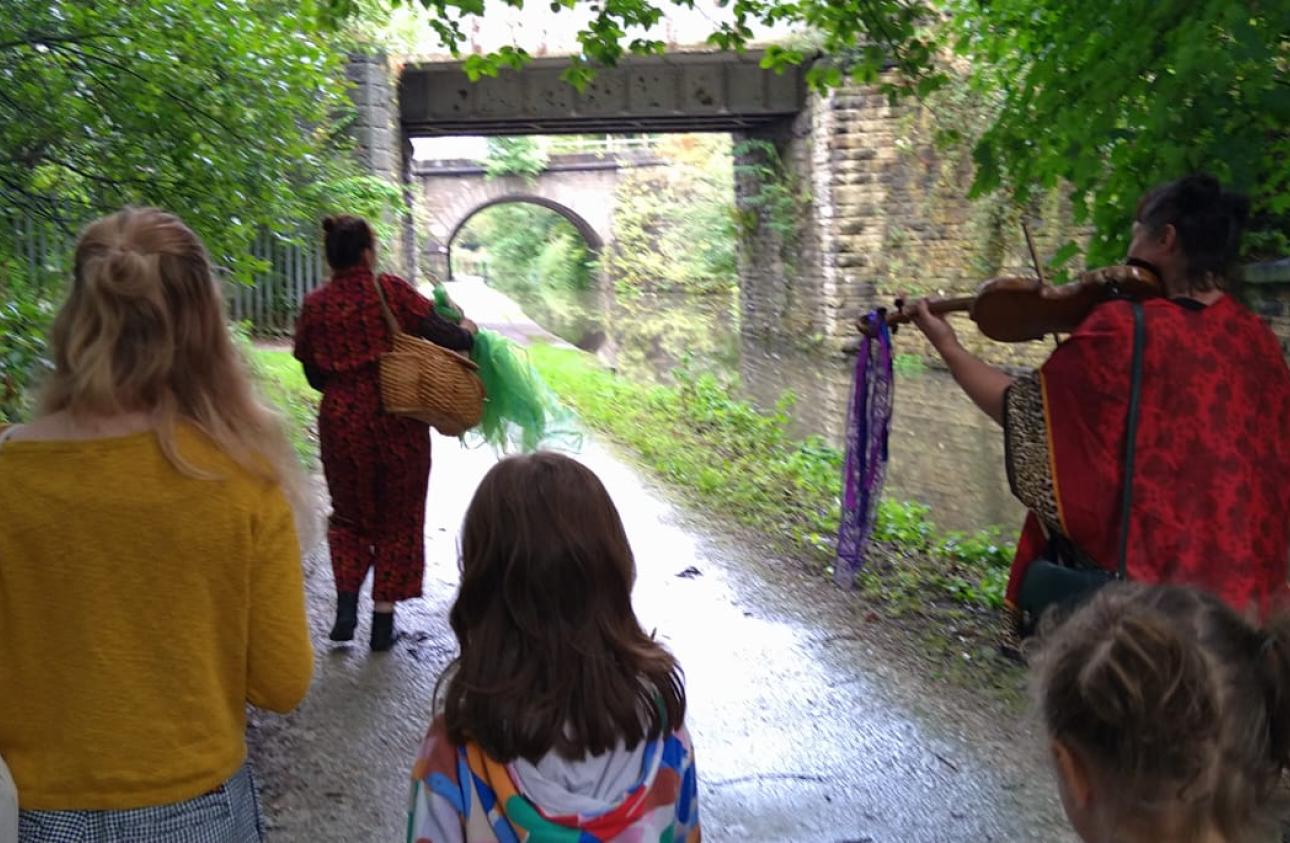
[1035, 583, 1290, 843]
[0, 208, 313, 840]
[294, 215, 476, 651]
[407, 452, 701, 842]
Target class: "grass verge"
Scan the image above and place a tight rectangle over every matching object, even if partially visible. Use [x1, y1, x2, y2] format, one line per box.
[527, 343, 1022, 686]
[248, 346, 319, 468]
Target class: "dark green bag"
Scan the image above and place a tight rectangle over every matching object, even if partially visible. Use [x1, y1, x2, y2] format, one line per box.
[1016, 301, 1145, 633]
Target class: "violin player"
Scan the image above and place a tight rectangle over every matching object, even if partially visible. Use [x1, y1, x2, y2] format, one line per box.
[903, 173, 1290, 643]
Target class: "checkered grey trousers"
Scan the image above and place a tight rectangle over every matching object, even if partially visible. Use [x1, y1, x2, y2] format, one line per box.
[17, 764, 263, 843]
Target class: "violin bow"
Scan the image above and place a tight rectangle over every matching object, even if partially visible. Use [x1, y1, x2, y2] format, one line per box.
[1022, 220, 1046, 284]
[1022, 220, 1063, 347]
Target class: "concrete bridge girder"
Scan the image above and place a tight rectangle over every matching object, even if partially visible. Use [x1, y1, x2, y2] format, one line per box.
[400, 52, 805, 136]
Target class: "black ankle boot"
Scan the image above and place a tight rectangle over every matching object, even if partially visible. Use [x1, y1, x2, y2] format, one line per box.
[329, 592, 358, 642]
[370, 610, 396, 652]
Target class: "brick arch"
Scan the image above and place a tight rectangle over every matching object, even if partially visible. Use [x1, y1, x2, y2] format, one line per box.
[446, 194, 603, 279]
[416, 159, 633, 282]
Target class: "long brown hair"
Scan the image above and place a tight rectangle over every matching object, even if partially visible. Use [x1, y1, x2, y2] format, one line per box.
[440, 452, 686, 763]
[40, 207, 312, 536]
[1035, 583, 1290, 842]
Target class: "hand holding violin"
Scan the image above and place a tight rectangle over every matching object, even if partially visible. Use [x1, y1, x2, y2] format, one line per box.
[905, 298, 960, 353]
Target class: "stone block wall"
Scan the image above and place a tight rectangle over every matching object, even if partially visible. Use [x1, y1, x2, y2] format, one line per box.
[346, 54, 400, 181]
[734, 100, 831, 344]
[1238, 259, 1290, 360]
[737, 81, 1290, 372]
[736, 81, 1079, 370]
[345, 53, 414, 278]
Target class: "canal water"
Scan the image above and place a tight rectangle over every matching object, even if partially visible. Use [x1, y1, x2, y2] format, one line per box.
[497, 283, 1023, 533]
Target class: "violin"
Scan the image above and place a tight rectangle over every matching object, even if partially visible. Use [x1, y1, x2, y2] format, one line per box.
[861, 259, 1162, 344]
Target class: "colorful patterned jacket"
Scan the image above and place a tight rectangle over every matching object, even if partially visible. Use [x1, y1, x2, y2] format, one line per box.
[408, 715, 701, 843]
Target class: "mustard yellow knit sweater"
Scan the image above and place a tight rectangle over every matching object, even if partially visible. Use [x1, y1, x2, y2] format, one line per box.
[0, 425, 313, 810]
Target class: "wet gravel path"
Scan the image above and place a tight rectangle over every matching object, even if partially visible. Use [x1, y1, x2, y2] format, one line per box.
[247, 281, 1074, 842]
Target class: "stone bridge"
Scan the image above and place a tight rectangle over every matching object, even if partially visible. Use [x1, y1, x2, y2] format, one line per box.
[412, 150, 665, 280]
[350, 51, 1290, 356]
[350, 49, 1051, 353]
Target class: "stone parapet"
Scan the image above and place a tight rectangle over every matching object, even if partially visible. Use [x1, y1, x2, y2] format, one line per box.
[1239, 258, 1290, 359]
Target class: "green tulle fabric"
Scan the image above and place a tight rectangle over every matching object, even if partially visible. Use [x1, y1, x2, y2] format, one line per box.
[433, 286, 580, 453]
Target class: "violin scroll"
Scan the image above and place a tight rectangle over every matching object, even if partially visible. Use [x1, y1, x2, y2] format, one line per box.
[856, 294, 975, 339]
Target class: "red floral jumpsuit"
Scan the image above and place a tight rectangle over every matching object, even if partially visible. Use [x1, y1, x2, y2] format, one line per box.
[293, 267, 470, 603]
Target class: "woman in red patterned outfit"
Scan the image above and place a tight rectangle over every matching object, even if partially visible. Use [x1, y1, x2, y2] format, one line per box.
[294, 216, 476, 651]
[906, 174, 1290, 635]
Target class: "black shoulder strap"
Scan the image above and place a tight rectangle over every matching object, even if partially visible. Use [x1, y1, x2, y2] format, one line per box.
[1116, 302, 1146, 579]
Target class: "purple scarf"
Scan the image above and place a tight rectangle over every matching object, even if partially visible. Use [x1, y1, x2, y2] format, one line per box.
[835, 311, 894, 587]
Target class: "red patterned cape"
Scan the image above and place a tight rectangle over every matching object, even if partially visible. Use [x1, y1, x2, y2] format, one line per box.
[1003, 296, 1290, 617]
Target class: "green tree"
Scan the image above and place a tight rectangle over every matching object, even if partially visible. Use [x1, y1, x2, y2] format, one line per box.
[0, 0, 405, 421]
[484, 137, 550, 181]
[0, 0, 399, 282]
[610, 134, 737, 294]
[951, 0, 1290, 263]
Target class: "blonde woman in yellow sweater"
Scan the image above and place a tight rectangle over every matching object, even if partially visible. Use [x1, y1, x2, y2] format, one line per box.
[0, 208, 314, 842]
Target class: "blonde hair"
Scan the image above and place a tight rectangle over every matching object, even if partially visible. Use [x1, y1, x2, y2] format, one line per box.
[41, 207, 313, 539]
[1035, 583, 1290, 843]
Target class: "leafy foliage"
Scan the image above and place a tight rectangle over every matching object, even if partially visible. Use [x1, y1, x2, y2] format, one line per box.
[483, 137, 550, 181]
[0, 0, 397, 282]
[867, 500, 1014, 611]
[608, 135, 737, 294]
[320, 0, 941, 96]
[304, 176, 410, 248]
[950, 0, 1290, 263]
[534, 229, 594, 291]
[0, 293, 54, 423]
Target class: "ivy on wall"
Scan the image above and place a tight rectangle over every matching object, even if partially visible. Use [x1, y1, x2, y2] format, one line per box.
[732, 139, 811, 268]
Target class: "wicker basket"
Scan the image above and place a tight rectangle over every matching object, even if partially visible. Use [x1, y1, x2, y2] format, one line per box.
[373, 275, 485, 436]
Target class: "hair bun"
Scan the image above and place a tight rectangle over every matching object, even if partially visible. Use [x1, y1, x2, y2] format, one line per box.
[83, 246, 153, 301]
[1177, 173, 1222, 211]
[321, 214, 375, 271]
[1042, 595, 1218, 790]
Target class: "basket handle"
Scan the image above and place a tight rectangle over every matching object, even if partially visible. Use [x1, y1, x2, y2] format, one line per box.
[371, 273, 402, 339]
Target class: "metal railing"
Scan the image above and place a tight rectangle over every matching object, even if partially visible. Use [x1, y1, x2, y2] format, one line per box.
[540, 134, 661, 157]
[0, 217, 322, 337]
[1, 215, 73, 297]
[224, 231, 325, 337]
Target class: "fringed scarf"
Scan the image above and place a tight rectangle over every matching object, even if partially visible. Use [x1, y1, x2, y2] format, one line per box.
[835, 311, 894, 587]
